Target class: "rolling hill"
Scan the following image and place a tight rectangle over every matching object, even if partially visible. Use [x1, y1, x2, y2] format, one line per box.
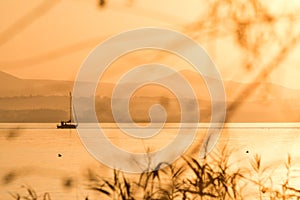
[0, 70, 299, 122]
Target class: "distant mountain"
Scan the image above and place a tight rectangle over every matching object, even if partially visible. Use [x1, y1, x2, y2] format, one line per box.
[113, 69, 300, 101]
[0, 71, 73, 96]
[175, 70, 300, 101]
[0, 70, 299, 122]
[1, 70, 300, 100]
[0, 71, 114, 97]
[0, 71, 20, 83]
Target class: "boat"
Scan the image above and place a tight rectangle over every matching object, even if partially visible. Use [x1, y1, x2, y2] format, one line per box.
[57, 92, 78, 129]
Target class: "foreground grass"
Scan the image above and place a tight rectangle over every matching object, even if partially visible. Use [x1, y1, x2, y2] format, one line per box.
[10, 147, 300, 200]
[86, 147, 300, 200]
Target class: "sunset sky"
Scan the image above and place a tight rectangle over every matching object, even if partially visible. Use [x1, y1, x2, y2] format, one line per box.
[0, 0, 300, 89]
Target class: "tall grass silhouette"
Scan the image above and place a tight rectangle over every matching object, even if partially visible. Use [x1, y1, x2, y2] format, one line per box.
[9, 185, 51, 200]
[85, 146, 300, 200]
[10, 150, 300, 200]
[9, 147, 300, 199]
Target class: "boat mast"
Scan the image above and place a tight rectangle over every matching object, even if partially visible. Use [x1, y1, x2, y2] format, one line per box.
[69, 92, 72, 122]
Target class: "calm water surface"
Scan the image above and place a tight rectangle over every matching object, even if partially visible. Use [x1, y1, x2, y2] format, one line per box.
[1, 123, 300, 199]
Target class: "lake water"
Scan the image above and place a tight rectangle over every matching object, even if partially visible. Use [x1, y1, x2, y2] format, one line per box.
[1, 123, 300, 199]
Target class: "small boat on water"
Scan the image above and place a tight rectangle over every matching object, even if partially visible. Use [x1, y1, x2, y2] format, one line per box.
[57, 92, 77, 129]
[57, 119, 77, 129]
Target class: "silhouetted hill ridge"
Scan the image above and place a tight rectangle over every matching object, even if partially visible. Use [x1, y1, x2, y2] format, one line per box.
[0, 70, 300, 101]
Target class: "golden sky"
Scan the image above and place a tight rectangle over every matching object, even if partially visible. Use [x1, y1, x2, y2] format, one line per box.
[0, 0, 300, 89]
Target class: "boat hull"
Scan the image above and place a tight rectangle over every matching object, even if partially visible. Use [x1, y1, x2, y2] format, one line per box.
[57, 124, 77, 129]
